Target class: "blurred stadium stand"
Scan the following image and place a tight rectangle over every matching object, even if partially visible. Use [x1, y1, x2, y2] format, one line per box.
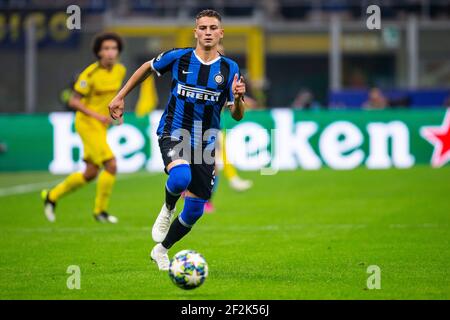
[1, 0, 449, 19]
[0, 0, 450, 112]
[329, 88, 450, 109]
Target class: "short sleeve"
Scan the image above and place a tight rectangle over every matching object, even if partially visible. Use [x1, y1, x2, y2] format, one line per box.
[226, 62, 241, 106]
[119, 64, 127, 79]
[149, 49, 183, 77]
[73, 69, 92, 96]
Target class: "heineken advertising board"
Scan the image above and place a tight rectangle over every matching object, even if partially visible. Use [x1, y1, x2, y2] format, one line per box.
[0, 109, 449, 173]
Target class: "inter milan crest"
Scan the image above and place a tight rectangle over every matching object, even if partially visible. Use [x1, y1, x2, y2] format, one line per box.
[214, 73, 224, 85]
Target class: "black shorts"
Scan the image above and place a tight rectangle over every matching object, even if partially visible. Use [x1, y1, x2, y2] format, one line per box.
[158, 136, 216, 200]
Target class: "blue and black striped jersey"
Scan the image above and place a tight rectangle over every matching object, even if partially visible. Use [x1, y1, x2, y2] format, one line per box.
[149, 47, 240, 147]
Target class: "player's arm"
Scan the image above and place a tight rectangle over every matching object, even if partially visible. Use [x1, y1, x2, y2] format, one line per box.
[68, 92, 111, 125]
[109, 62, 153, 121]
[228, 74, 247, 121]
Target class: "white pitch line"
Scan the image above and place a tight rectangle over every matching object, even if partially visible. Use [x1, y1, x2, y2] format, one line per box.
[0, 180, 62, 197]
[1, 223, 445, 235]
[0, 172, 156, 198]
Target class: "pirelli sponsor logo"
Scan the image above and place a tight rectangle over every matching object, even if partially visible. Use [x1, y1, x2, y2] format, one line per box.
[177, 84, 220, 102]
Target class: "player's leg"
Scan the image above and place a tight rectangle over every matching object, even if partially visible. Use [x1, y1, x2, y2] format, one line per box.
[152, 159, 192, 242]
[41, 162, 98, 222]
[152, 136, 193, 242]
[165, 159, 192, 210]
[163, 190, 206, 248]
[47, 162, 97, 202]
[151, 190, 207, 271]
[151, 163, 212, 271]
[93, 158, 118, 223]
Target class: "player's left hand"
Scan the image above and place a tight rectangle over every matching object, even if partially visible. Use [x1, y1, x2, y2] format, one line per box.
[108, 96, 124, 125]
[232, 74, 246, 100]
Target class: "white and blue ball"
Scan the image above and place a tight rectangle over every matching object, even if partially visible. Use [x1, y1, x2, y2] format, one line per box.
[168, 250, 208, 290]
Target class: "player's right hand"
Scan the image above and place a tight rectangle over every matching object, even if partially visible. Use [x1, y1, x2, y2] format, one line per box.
[108, 96, 124, 124]
[232, 74, 246, 100]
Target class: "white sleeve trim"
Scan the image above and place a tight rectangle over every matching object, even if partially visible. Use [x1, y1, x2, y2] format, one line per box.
[148, 58, 161, 77]
[226, 101, 234, 106]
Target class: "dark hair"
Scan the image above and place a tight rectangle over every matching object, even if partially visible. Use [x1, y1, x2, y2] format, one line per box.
[92, 32, 123, 59]
[196, 9, 222, 22]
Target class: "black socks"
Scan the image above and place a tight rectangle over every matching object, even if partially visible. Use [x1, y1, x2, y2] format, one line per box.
[165, 186, 181, 210]
[161, 217, 191, 249]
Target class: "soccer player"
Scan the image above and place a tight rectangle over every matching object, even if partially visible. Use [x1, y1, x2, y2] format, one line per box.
[41, 32, 126, 223]
[108, 9, 247, 270]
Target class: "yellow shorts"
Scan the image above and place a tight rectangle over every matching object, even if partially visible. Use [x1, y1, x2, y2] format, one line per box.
[75, 116, 114, 167]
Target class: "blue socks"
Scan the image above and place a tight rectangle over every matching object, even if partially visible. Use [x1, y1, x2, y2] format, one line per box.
[179, 197, 207, 227]
[161, 197, 207, 249]
[160, 164, 207, 249]
[165, 164, 191, 210]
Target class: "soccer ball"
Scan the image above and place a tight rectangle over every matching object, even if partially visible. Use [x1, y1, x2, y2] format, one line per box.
[168, 250, 208, 290]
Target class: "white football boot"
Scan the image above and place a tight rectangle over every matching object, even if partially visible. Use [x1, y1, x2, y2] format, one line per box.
[41, 189, 56, 222]
[152, 204, 175, 242]
[94, 212, 119, 224]
[150, 243, 170, 271]
[229, 176, 253, 192]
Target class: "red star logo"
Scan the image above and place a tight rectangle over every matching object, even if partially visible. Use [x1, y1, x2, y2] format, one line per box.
[420, 108, 450, 168]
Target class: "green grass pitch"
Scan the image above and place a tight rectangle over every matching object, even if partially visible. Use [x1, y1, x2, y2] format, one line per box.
[0, 166, 449, 299]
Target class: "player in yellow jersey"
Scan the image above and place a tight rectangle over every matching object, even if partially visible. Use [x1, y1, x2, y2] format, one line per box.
[41, 32, 126, 223]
